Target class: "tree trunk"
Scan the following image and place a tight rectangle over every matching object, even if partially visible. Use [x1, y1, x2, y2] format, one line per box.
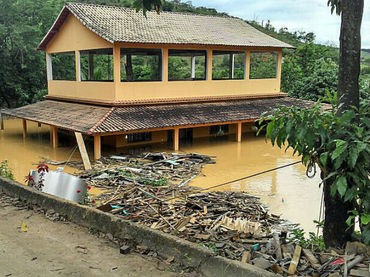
[323, 178, 354, 247]
[337, 0, 363, 112]
[321, 0, 363, 248]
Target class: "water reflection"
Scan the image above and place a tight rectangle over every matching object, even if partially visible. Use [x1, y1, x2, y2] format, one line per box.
[0, 119, 322, 232]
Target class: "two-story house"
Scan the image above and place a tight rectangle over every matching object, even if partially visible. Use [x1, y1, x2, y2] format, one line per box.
[2, 3, 310, 161]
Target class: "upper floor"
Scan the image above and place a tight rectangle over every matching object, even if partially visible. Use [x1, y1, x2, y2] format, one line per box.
[40, 3, 292, 104]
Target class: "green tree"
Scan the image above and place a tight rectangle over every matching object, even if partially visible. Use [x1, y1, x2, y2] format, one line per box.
[263, 0, 365, 247]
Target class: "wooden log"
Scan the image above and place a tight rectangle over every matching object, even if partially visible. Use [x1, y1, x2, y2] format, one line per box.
[288, 245, 302, 275]
[74, 132, 92, 170]
[346, 255, 365, 273]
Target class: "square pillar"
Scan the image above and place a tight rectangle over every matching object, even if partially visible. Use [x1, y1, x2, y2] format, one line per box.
[0, 113, 4, 130]
[22, 119, 27, 139]
[173, 127, 180, 151]
[50, 126, 58, 148]
[162, 48, 168, 82]
[236, 122, 242, 142]
[207, 49, 213, 81]
[94, 135, 101, 160]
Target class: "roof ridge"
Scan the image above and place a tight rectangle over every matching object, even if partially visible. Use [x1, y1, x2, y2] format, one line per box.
[67, 2, 235, 20]
[87, 107, 116, 135]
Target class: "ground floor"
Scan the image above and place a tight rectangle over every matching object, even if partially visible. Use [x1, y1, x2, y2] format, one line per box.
[0, 193, 183, 277]
[0, 96, 312, 165]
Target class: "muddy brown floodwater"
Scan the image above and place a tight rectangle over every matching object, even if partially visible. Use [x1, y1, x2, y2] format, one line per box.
[0, 118, 322, 233]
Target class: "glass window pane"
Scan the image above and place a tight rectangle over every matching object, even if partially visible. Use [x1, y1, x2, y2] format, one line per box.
[212, 51, 245, 80]
[51, 52, 75, 81]
[249, 52, 278, 79]
[80, 48, 113, 82]
[168, 50, 206, 81]
[121, 49, 162, 82]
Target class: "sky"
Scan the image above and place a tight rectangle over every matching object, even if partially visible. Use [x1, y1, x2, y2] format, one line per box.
[191, 0, 370, 48]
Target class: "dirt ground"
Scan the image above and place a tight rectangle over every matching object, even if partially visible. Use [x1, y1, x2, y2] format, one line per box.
[0, 195, 183, 277]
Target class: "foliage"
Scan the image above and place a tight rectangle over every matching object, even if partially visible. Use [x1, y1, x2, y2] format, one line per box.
[259, 96, 370, 244]
[138, 176, 168, 186]
[281, 43, 339, 101]
[0, 160, 14, 180]
[250, 52, 278, 79]
[289, 228, 325, 252]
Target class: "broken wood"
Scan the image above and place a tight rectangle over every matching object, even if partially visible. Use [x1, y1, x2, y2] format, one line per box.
[74, 132, 92, 170]
[302, 248, 321, 269]
[288, 245, 302, 275]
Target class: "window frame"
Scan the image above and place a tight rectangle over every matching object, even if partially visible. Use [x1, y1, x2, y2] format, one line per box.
[168, 49, 207, 81]
[249, 51, 279, 80]
[120, 48, 162, 82]
[212, 50, 246, 80]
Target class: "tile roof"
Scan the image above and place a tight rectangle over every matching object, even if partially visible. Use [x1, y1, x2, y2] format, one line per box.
[2, 98, 312, 135]
[38, 2, 293, 50]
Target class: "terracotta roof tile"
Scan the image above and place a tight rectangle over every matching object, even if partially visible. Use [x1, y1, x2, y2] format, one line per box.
[38, 2, 293, 50]
[1, 98, 313, 134]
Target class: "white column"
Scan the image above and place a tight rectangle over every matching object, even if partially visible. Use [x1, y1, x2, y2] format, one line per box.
[46, 54, 53, 81]
[191, 56, 196, 79]
[231, 53, 235, 79]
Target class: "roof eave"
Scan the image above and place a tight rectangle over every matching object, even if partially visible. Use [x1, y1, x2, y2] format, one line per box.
[37, 6, 70, 51]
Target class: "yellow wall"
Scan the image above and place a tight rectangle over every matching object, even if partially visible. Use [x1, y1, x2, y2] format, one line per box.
[48, 81, 115, 102]
[46, 15, 112, 53]
[45, 14, 284, 103]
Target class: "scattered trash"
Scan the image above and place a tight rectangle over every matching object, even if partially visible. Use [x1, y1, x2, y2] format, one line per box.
[75, 245, 88, 254]
[27, 169, 86, 203]
[20, 221, 28, 232]
[119, 245, 130, 255]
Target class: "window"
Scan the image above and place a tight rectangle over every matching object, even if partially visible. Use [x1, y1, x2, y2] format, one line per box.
[51, 52, 75, 81]
[80, 48, 113, 82]
[210, 125, 229, 135]
[126, 132, 152, 143]
[121, 49, 162, 82]
[249, 51, 278, 79]
[168, 50, 206, 81]
[212, 51, 245, 80]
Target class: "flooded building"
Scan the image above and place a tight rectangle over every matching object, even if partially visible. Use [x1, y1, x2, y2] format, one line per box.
[1, 3, 309, 161]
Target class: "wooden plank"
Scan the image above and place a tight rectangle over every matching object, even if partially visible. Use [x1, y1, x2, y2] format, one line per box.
[74, 132, 92, 170]
[288, 245, 302, 275]
[22, 119, 27, 139]
[350, 269, 370, 277]
[173, 127, 179, 151]
[241, 251, 251, 263]
[302, 248, 320, 269]
[94, 135, 101, 160]
[50, 126, 58, 148]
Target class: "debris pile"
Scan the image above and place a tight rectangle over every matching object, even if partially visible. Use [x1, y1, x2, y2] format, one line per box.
[78, 152, 370, 276]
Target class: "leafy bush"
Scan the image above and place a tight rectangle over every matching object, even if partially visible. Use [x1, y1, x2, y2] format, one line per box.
[260, 95, 370, 244]
[0, 160, 14, 180]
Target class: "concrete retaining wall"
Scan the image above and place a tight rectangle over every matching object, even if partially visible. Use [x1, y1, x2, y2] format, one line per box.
[0, 177, 276, 277]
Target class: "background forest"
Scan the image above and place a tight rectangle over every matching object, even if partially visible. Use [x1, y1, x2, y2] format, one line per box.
[0, 0, 369, 108]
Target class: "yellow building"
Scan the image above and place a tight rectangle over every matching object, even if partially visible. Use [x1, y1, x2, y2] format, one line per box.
[2, 3, 309, 161]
